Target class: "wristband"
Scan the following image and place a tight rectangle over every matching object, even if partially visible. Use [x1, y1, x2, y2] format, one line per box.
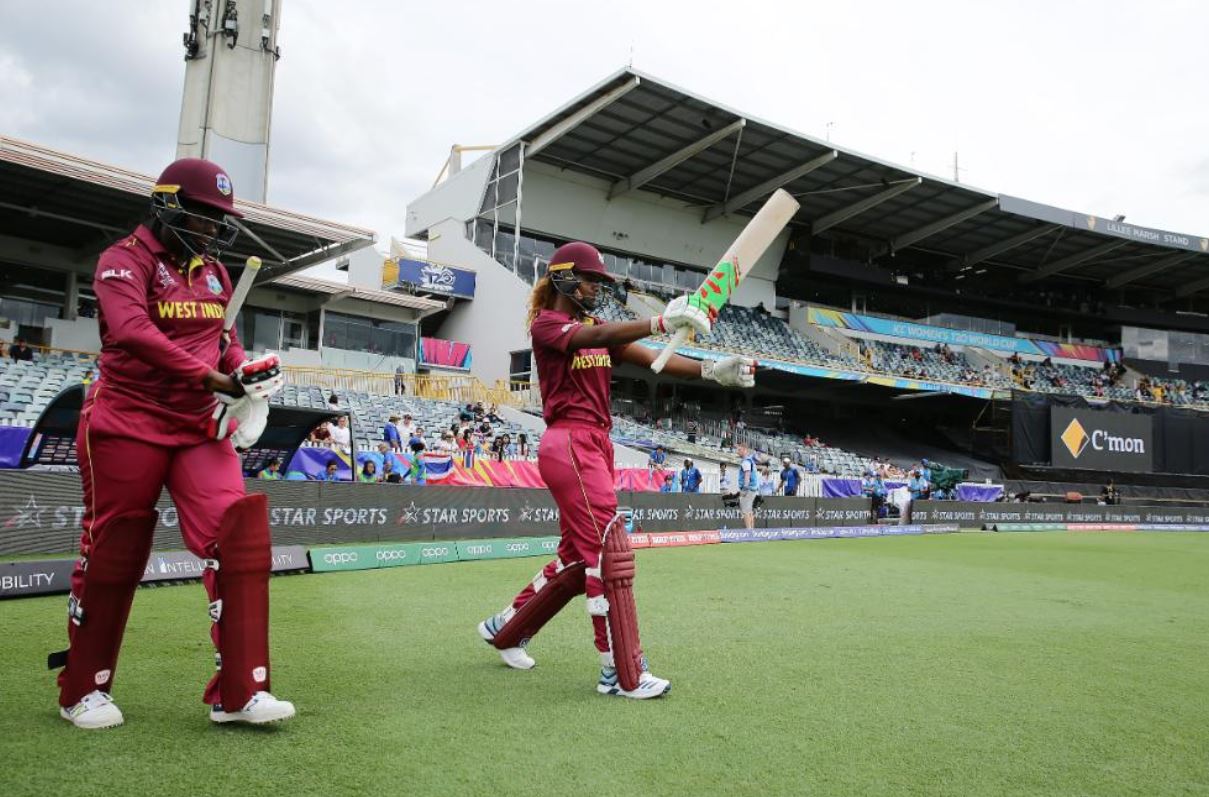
[650, 315, 666, 335]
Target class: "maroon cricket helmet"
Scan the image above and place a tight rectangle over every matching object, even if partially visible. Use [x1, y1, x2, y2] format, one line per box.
[547, 241, 615, 283]
[153, 158, 242, 218]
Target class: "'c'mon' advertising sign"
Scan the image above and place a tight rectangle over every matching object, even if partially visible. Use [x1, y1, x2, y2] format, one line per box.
[1050, 406, 1154, 473]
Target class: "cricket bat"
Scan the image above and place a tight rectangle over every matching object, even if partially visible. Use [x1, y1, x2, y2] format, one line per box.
[225, 255, 262, 332]
[650, 189, 800, 373]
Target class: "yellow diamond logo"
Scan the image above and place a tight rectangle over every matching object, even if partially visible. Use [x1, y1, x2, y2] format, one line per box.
[1061, 418, 1090, 459]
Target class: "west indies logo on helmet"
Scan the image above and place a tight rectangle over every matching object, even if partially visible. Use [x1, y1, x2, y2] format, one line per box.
[150, 158, 242, 260]
[546, 241, 616, 311]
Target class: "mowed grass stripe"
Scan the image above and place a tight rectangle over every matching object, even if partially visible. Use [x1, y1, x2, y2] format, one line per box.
[0, 532, 1206, 796]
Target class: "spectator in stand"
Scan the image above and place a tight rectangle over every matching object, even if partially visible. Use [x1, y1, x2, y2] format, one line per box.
[359, 460, 378, 483]
[648, 444, 667, 470]
[258, 458, 282, 480]
[383, 415, 403, 452]
[9, 337, 34, 362]
[659, 469, 675, 493]
[82, 369, 95, 387]
[408, 426, 426, 453]
[396, 413, 416, 441]
[1101, 479, 1120, 506]
[757, 464, 776, 497]
[322, 460, 341, 482]
[309, 421, 331, 446]
[381, 456, 401, 483]
[328, 416, 351, 455]
[435, 430, 456, 454]
[779, 456, 802, 497]
[686, 418, 698, 444]
[516, 432, 529, 459]
[718, 463, 734, 494]
[328, 393, 341, 410]
[405, 453, 425, 485]
[394, 364, 407, 396]
[803, 455, 819, 474]
[679, 459, 702, 494]
[907, 469, 929, 501]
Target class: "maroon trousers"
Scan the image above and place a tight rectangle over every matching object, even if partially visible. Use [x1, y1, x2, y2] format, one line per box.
[509, 423, 619, 652]
[58, 390, 254, 708]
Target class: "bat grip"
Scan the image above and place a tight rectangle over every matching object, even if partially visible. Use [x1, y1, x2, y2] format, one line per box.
[650, 327, 690, 374]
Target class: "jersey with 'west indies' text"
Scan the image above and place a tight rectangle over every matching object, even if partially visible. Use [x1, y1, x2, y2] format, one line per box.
[530, 309, 622, 430]
[87, 224, 247, 446]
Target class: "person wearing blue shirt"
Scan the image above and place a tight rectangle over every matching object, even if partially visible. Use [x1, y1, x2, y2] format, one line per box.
[322, 461, 341, 482]
[862, 469, 887, 519]
[907, 469, 928, 500]
[383, 415, 403, 451]
[779, 457, 802, 496]
[648, 445, 667, 470]
[680, 459, 702, 493]
[757, 466, 776, 497]
[659, 469, 675, 493]
[736, 443, 759, 529]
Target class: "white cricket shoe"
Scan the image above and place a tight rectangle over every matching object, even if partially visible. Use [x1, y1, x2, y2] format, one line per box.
[60, 690, 124, 729]
[597, 654, 671, 699]
[478, 612, 536, 670]
[210, 691, 295, 725]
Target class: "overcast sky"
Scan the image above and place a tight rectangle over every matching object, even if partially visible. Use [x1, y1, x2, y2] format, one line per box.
[3, 0, 1207, 248]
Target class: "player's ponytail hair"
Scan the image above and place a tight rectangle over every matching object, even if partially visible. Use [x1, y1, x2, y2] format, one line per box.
[526, 275, 556, 334]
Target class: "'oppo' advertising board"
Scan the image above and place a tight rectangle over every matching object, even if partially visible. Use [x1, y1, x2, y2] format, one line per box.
[1050, 406, 1153, 473]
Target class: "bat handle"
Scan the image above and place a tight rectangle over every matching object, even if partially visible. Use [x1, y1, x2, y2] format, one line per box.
[650, 327, 690, 374]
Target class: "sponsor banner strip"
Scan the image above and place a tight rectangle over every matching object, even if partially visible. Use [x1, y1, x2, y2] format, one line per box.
[1, 545, 310, 599]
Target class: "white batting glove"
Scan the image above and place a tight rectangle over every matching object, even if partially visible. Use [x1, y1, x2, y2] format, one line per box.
[702, 356, 756, 388]
[651, 295, 712, 338]
[209, 394, 270, 450]
[233, 353, 284, 401]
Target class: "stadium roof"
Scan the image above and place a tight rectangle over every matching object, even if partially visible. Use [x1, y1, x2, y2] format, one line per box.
[270, 273, 446, 313]
[0, 136, 375, 282]
[501, 68, 1209, 296]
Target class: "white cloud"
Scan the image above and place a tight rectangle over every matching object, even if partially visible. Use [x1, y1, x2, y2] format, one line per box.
[2, 0, 1206, 241]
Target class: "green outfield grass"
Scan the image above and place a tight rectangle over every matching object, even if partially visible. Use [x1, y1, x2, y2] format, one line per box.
[2, 532, 1208, 796]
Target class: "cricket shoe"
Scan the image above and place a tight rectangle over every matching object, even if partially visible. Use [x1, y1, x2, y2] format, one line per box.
[60, 690, 124, 729]
[597, 656, 671, 700]
[210, 691, 296, 725]
[477, 610, 536, 670]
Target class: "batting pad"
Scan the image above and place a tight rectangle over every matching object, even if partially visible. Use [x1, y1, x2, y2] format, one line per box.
[54, 510, 158, 706]
[493, 560, 586, 649]
[213, 494, 272, 710]
[602, 520, 644, 692]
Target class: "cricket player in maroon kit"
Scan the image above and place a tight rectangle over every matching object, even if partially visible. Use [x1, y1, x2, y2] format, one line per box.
[479, 242, 755, 699]
[51, 158, 294, 729]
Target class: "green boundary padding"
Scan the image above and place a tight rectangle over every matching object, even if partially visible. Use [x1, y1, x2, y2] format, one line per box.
[309, 537, 560, 573]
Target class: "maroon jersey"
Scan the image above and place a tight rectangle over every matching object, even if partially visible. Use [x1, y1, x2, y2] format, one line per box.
[530, 309, 620, 429]
[88, 225, 247, 446]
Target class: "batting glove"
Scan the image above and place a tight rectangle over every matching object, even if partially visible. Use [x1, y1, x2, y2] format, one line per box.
[702, 355, 756, 388]
[652, 294, 713, 338]
[208, 393, 271, 450]
[233, 353, 284, 401]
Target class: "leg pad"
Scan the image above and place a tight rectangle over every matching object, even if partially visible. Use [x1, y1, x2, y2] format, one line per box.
[492, 561, 586, 649]
[56, 511, 158, 706]
[602, 517, 644, 692]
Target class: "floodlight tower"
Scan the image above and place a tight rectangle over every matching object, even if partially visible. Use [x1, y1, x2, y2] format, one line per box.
[176, 0, 282, 203]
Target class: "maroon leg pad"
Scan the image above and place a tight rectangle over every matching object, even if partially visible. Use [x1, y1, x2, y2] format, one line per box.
[57, 511, 158, 707]
[603, 520, 644, 692]
[492, 561, 586, 649]
[209, 494, 272, 710]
